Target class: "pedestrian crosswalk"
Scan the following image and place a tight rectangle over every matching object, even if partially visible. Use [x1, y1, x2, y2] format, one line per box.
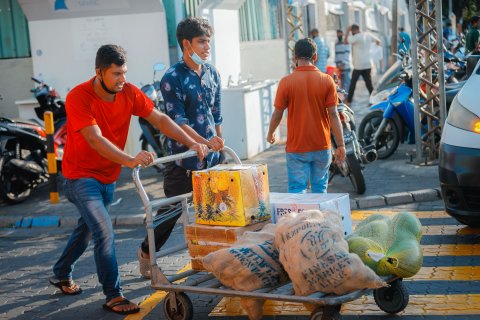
[209, 210, 480, 318]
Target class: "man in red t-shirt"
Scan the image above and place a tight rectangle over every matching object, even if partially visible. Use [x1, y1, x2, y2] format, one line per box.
[49, 44, 208, 315]
[267, 38, 345, 193]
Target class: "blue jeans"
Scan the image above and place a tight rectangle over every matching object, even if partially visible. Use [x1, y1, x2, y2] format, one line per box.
[53, 178, 121, 301]
[286, 150, 332, 193]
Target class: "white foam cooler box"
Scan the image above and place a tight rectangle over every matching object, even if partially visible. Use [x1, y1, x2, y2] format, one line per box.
[269, 192, 352, 236]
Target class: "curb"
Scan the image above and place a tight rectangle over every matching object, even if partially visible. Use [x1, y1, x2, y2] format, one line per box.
[0, 188, 443, 229]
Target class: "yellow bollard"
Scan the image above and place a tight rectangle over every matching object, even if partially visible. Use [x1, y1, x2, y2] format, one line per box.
[44, 111, 59, 204]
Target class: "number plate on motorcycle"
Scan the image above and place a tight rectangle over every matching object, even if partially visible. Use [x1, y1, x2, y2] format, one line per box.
[343, 131, 354, 143]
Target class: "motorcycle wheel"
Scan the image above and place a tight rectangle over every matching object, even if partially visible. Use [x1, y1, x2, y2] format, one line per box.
[346, 153, 366, 195]
[358, 111, 400, 159]
[0, 162, 32, 204]
[141, 138, 166, 172]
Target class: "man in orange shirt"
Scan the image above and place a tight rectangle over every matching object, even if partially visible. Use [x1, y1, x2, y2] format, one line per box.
[267, 38, 345, 193]
[49, 44, 208, 315]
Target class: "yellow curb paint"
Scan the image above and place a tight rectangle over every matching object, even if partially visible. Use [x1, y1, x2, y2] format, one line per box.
[422, 225, 480, 236]
[124, 263, 191, 320]
[210, 294, 480, 317]
[351, 210, 449, 220]
[423, 244, 480, 256]
[412, 266, 480, 281]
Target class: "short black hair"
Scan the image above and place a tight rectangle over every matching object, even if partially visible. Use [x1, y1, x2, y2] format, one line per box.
[472, 16, 480, 25]
[95, 44, 127, 71]
[351, 24, 360, 32]
[337, 29, 343, 33]
[176, 17, 213, 51]
[399, 27, 405, 32]
[294, 38, 316, 61]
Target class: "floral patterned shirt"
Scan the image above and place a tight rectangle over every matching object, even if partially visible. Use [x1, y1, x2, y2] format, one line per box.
[160, 59, 223, 170]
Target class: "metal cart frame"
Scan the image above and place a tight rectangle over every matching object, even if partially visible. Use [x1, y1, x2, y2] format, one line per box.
[132, 146, 409, 320]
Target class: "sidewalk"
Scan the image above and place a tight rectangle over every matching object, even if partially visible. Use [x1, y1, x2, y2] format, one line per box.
[0, 76, 443, 228]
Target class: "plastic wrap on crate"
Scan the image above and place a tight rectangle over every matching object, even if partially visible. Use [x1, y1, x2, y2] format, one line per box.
[192, 164, 271, 226]
[269, 192, 352, 236]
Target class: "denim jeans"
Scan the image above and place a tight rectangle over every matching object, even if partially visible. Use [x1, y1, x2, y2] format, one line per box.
[53, 178, 121, 301]
[286, 150, 332, 193]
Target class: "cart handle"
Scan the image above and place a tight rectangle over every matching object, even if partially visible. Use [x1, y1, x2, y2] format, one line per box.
[132, 146, 241, 211]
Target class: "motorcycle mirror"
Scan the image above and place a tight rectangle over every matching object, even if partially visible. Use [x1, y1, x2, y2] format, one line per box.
[153, 63, 166, 72]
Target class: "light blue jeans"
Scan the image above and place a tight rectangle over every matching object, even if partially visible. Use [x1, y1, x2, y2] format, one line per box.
[53, 178, 121, 301]
[286, 150, 332, 193]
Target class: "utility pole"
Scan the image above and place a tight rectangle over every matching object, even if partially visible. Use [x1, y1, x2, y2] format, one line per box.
[409, 0, 446, 163]
[389, 0, 399, 66]
[283, 0, 306, 72]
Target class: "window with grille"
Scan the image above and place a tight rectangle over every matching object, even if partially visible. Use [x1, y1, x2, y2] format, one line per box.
[0, 0, 30, 59]
[239, 0, 283, 42]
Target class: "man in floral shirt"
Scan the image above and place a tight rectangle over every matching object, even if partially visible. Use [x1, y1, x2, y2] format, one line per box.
[137, 17, 225, 278]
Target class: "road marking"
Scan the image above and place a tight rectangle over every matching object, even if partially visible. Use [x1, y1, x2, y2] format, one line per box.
[124, 263, 191, 320]
[423, 244, 480, 256]
[351, 210, 450, 220]
[413, 266, 480, 280]
[210, 294, 480, 317]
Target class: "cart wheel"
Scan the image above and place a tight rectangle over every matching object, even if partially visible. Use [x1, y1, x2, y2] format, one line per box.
[163, 292, 193, 320]
[310, 305, 341, 320]
[374, 279, 409, 314]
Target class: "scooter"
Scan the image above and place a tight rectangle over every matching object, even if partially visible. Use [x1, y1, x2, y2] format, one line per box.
[0, 118, 50, 203]
[329, 80, 377, 195]
[358, 63, 417, 160]
[30, 77, 67, 162]
[139, 63, 167, 171]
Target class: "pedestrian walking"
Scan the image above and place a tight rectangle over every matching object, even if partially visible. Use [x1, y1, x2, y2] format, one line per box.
[136, 17, 225, 279]
[344, 24, 381, 105]
[266, 38, 346, 194]
[466, 16, 480, 54]
[49, 44, 208, 315]
[311, 28, 330, 72]
[334, 29, 351, 91]
[398, 27, 411, 53]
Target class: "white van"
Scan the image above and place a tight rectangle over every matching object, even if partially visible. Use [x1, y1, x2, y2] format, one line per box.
[439, 58, 480, 226]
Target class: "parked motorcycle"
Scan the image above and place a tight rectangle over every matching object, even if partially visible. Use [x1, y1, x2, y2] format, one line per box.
[329, 81, 377, 195]
[139, 63, 167, 171]
[31, 77, 67, 162]
[0, 117, 50, 203]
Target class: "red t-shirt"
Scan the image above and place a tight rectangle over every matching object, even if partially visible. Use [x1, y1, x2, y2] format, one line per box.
[274, 65, 338, 153]
[62, 77, 154, 184]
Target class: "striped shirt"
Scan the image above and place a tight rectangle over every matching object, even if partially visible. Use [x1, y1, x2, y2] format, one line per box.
[335, 42, 351, 70]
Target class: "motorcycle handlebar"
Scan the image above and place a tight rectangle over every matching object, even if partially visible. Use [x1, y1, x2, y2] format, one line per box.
[31, 77, 43, 84]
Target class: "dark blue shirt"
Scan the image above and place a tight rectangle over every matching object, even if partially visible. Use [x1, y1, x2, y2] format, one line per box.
[160, 59, 223, 170]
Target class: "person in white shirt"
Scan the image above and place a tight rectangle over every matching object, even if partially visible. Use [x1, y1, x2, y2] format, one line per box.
[344, 24, 381, 104]
[334, 29, 351, 91]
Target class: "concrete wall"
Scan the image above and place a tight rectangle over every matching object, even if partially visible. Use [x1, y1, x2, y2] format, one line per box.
[239, 39, 288, 82]
[0, 58, 34, 118]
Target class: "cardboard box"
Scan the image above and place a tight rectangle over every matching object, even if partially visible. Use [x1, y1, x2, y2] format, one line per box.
[192, 164, 271, 226]
[269, 192, 352, 236]
[185, 221, 269, 270]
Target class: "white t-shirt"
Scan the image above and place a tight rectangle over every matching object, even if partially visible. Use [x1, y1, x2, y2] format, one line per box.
[349, 32, 379, 70]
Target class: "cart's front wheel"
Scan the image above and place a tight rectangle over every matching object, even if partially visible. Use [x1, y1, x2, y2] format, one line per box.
[310, 305, 341, 320]
[163, 292, 193, 320]
[374, 279, 409, 314]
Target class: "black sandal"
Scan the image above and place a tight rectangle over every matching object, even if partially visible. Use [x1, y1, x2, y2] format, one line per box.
[49, 276, 83, 295]
[103, 298, 140, 315]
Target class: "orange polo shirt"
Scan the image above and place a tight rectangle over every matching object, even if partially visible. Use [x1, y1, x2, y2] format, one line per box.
[62, 77, 154, 184]
[274, 65, 338, 153]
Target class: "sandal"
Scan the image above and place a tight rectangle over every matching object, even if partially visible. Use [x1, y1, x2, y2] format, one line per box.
[103, 298, 140, 315]
[49, 276, 83, 295]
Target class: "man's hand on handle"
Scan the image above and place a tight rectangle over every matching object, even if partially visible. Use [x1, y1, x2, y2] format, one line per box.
[129, 150, 155, 168]
[208, 136, 224, 151]
[189, 143, 209, 161]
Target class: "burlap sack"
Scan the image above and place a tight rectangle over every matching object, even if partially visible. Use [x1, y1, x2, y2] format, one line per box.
[274, 210, 387, 296]
[202, 223, 288, 319]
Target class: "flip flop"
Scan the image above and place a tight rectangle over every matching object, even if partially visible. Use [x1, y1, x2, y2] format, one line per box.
[103, 298, 140, 315]
[49, 276, 83, 295]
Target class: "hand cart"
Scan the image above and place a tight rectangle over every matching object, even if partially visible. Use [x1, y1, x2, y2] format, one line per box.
[132, 146, 410, 320]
